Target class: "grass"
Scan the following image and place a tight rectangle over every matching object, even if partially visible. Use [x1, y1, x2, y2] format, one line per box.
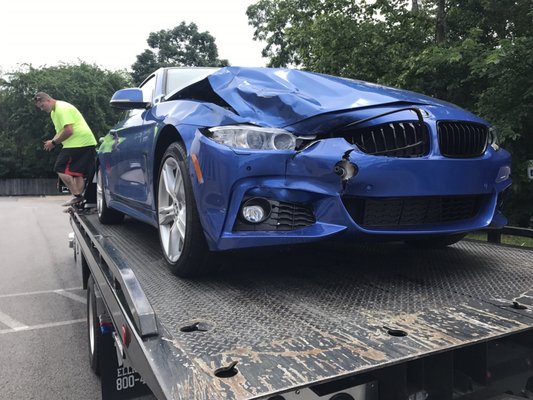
[466, 232, 533, 248]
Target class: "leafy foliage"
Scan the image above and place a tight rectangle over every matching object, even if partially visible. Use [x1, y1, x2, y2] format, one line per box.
[0, 63, 131, 178]
[131, 22, 229, 85]
[247, 0, 434, 82]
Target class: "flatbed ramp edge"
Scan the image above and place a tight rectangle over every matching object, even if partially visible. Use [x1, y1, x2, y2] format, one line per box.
[70, 211, 533, 400]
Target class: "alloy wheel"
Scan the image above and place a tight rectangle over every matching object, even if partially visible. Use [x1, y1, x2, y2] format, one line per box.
[96, 172, 103, 218]
[158, 157, 187, 263]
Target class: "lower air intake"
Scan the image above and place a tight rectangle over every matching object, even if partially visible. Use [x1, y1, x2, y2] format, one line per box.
[343, 195, 485, 228]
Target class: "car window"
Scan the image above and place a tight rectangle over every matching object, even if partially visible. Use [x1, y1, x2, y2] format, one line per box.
[140, 75, 157, 103]
[165, 68, 220, 95]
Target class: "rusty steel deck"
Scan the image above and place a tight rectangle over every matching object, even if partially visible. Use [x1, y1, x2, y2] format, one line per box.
[81, 213, 533, 399]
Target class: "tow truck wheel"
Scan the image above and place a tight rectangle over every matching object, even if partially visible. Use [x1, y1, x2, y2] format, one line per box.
[404, 233, 467, 248]
[96, 168, 124, 225]
[87, 276, 102, 375]
[157, 142, 211, 277]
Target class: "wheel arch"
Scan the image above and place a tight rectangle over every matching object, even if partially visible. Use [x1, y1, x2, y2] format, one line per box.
[153, 125, 186, 202]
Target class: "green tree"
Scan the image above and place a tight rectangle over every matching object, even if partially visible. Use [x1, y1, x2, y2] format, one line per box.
[399, 0, 533, 224]
[0, 63, 131, 179]
[247, 0, 433, 83]
[131, 22, 229, 85]
[473, 37, 533, 226]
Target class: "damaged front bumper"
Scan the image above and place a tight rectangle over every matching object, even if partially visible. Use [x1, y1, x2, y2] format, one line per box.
[189, 131, 512, 251]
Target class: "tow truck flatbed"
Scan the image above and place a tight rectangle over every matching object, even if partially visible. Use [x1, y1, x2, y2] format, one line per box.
[70, 211, 533, 400]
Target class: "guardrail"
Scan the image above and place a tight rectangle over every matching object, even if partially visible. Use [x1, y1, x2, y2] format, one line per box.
[483, 226, 533, 244]
[0, 178, 61, 195]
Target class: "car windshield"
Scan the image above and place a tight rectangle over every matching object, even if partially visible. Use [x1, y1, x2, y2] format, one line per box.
[165, 68, 221, 96]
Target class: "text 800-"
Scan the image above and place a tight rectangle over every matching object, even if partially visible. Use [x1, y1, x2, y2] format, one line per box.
[116, 374, 142, 391]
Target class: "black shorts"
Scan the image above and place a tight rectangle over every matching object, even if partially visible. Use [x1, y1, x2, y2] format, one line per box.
[54, 146, 96, 177]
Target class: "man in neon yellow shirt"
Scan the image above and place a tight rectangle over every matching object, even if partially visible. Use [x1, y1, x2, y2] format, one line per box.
[34, 92, 97, 206]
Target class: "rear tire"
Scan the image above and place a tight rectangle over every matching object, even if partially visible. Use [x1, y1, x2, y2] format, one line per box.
[87, 276, 102, 375]
[96, 168, 124, 225]
[157, 142, 212, 278]
[404, 233, 467, 248]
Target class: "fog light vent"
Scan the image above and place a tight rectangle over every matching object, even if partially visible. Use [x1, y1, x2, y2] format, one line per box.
[234, 199, 315, 231]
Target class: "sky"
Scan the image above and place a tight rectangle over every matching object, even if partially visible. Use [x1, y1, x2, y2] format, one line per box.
[0, 0, 267, 73]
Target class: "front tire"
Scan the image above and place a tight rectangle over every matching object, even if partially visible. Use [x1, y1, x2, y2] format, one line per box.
[96, 168, 124, 225]
[157, 142, 211, 278]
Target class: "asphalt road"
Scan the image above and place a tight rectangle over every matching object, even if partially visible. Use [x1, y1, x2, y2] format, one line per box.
[0, 196, 101, 400]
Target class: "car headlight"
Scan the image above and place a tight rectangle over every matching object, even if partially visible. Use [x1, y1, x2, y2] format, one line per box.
[489, 126, 500, 151]
[207, 125, 297, 151]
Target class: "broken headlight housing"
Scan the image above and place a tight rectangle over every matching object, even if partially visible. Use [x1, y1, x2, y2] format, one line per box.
[488, 126, 500, 151]
[207, 125, 297, 151]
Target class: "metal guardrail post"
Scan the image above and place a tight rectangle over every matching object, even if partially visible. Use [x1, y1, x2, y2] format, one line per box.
[487, 231, 502, 244]
[483, 226, 533, 244]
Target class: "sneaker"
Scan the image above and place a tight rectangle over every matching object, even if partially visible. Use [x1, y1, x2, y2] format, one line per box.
[62, 195, 84, 207]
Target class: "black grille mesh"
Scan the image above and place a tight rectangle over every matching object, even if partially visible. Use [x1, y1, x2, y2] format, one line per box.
[438, 121, 488, 157]
[234, 200, 315, 231]
[343, 195, 485, 228]
[342, 121, 429, 157]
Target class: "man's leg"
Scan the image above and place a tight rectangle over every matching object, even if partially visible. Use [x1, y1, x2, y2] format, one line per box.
[71, 176, 86, 196]
[57, 173, 84, 196]
[58, 173, 86, 207]
[55, 147, 94, 206]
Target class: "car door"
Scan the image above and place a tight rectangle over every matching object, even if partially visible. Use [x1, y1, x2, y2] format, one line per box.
[112, 75, 157, 214]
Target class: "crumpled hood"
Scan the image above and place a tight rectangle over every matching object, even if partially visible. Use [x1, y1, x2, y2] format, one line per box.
[206, 67, 460, 127]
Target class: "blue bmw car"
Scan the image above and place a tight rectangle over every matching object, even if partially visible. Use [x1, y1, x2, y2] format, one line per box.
[97, 67, 512, 277]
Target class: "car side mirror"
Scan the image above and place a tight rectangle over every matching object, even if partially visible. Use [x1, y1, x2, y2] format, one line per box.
[110, 88, 149, 110]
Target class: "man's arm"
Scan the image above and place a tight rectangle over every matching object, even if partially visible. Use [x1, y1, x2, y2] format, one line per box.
[43, 124, 74, 151]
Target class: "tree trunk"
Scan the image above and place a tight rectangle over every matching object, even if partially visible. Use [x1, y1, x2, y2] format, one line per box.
[412, 0, 420, 13]
[436, 0, 446, 43]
